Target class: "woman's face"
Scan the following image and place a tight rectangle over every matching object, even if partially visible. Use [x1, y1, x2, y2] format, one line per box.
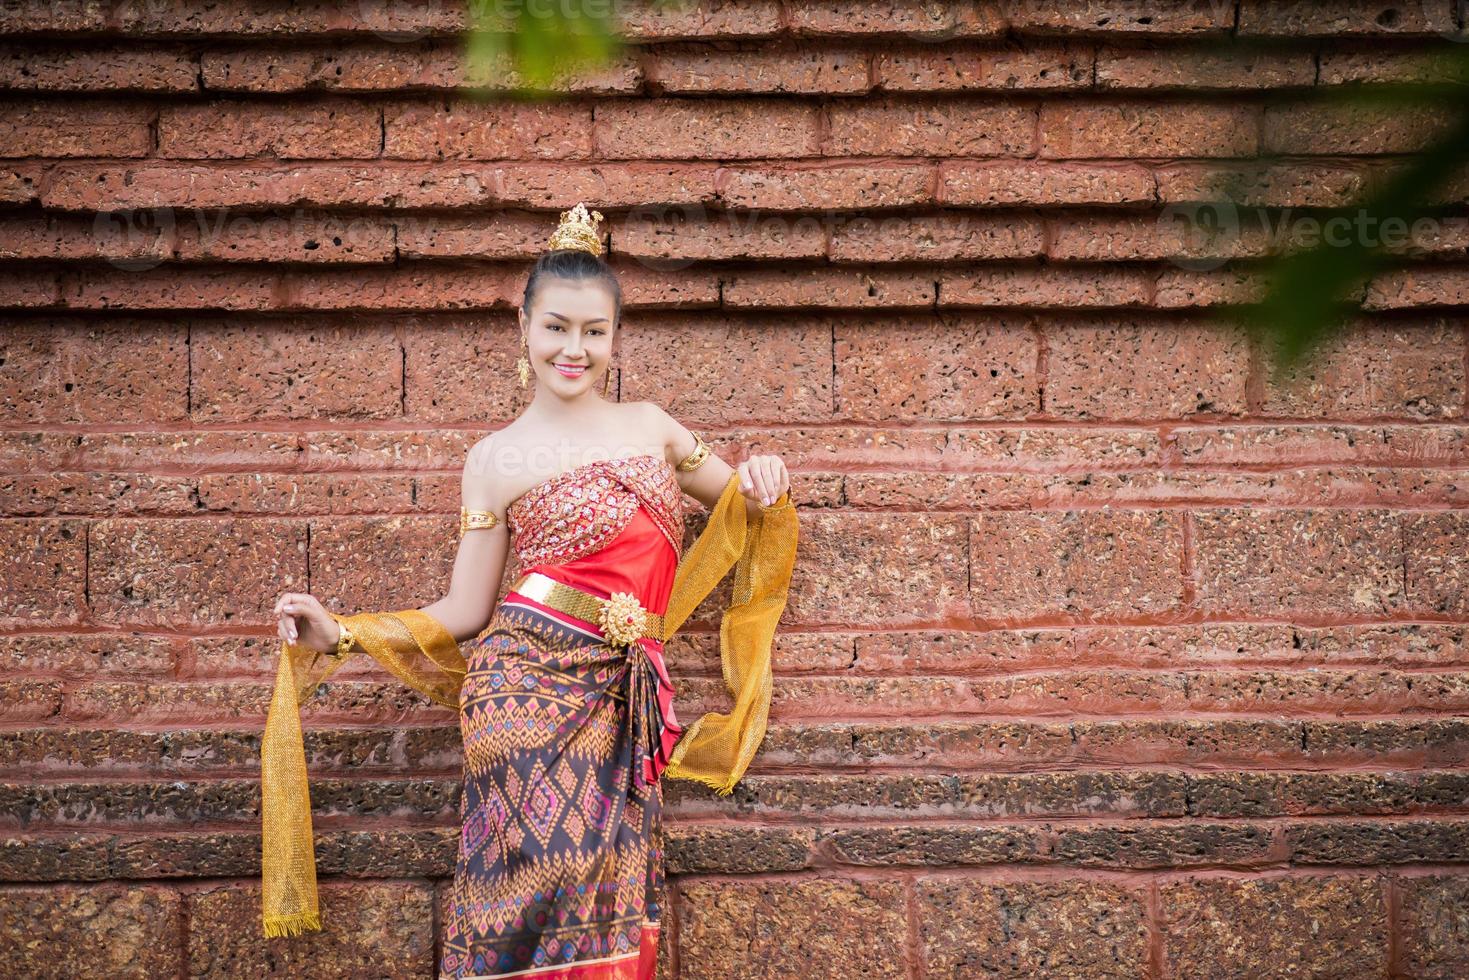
[520, 279, 617, 395]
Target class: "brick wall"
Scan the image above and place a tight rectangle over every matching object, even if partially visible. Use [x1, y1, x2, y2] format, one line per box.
[3, 1, 1469, 976]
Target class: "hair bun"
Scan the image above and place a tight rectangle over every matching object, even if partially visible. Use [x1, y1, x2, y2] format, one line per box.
[548, 203, 605, 257]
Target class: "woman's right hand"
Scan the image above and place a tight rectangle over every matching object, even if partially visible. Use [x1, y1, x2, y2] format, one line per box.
[273, 592, 340, 654]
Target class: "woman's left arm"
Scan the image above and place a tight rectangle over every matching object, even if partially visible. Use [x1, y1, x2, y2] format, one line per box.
[645, 402, 790, 519]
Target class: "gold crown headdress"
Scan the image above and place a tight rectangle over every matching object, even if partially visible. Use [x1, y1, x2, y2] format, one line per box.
[547, 203, 605, 257]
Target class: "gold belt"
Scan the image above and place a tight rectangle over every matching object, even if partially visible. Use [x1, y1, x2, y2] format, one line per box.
[509, 572, 665, 648]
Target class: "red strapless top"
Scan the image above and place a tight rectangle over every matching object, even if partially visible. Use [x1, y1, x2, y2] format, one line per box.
[502, 453, 688, 784]
[504, 453, 684, 616]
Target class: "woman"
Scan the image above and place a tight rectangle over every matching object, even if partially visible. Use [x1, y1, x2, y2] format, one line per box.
[260, 203, 799, 979]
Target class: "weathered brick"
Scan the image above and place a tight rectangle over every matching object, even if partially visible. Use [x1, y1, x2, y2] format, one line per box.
[969, 509, 1185, 620]
[98, 2, 461, 36]
[194, 471, 418, 515]
[1320, 48, 1469, 85]
[309, 515, 456, 610]
[1301, 719, 1469, 766]
[1155, 159, 1383, 208]
[597, 98, 819, 159]
[0, 632, 173, 677]
[173, 210, 396, 263]
[202, 43, 640, 94]
[678, 877, 906, 979]
[1187, 771, 1469, 818]
[1399, 874, 1469, 979]
[1405, 512, 1469, 617]
[1045, 316, 1250, 419]
[160, 100, 380, 158]
[188, 881, 434, 977]
[191, 321, 402, 422]
[831, 211, 1045, 262]
[621, 0, 783, 39]
[918, 877, 1150, 978]
[1193, 508, 1405, 616]
[1160, 875, 1388, 978]
[88, 518, 306, 626]
[941, 160, 1156, 206]
[1052, 823, 1277, 868]
[788, 1, 1004, 38]
[1288, 819, 1469, 864]
[723, 267, 936, 308]
[1041, 100, 1258, 158]
[0, 519, 87, 626]
[0, 885, 183, 976]
[1264, 100, 1461, 155]
[385, 99, 592, 159]
[1259, 319, 1465, 419]
[782, 512, 969, 625]
[1239, 0, 1455, 36]
[828, 97, 1035, 156]
[617, 316, 834, 422]
[648, 43, 869, 93]
[822, 825, 1042, 866]
[1097, 46, 1316, 89]
[1173, 423, 1469, 467]
[1047, 212, 1272, 263]
[665, 824, 814, 874]
[1364, 266, 1469, 310]
[614, 209, 828, 262]
[720, 163, 934, 209]
[938, 266, 1152, 307]
[876, 43, 1092, 90]
[497, 162, 719, 208]
[834, 315, 1038, 420]
[0, 99, 152, 156]
[0, 43, 198, 90]
[1, 320, 187, 423]
[0, 832, 112, 880]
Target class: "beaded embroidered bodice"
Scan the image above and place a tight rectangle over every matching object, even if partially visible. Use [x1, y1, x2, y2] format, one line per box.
[506, 453, 685, 569]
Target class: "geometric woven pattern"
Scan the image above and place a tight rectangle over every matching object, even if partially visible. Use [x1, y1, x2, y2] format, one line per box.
[439, 598, 670, 978]
[439, 453, 690, 979]
[434, 602, 666, 975]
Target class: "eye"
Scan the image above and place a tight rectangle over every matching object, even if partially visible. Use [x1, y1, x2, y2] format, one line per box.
[546, 323, 562, 331]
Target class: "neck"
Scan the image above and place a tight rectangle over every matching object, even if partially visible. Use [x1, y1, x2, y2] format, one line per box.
[525, 389, 613, 421]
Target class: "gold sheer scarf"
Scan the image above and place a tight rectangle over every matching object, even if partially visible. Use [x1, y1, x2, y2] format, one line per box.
[259, 470, 798, 936]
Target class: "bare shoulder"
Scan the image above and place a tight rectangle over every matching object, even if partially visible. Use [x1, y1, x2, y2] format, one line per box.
[461, 432, 504, 513]
[629, 400, 690, 464]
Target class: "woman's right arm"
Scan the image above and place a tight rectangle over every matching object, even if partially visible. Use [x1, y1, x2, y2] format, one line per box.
[416, 435, 510, 644]
[275, 435, 510, 652]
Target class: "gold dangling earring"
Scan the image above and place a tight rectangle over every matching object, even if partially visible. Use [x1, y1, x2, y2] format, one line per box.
[516, 333, 530, 389]
[602, 353, 615, 397]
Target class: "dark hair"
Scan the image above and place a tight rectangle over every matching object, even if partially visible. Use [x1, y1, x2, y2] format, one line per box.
[520, 248, 622, 329]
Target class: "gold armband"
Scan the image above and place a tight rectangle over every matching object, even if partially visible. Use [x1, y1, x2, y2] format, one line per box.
[676, 431, 712, 472]
[459, 507, 500, 536]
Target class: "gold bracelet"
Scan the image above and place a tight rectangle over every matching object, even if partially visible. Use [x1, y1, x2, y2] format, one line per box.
[331, 617, 355, 658]
[676, 432, 711, 471]
[460, 507, 500, 536]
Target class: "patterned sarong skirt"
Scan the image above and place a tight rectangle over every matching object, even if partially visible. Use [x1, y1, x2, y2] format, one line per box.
[438, 587, 680, 980]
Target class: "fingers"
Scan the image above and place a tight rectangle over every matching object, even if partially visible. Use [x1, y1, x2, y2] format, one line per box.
[739, 456, 791, 506]
[274, 592, 300, 643]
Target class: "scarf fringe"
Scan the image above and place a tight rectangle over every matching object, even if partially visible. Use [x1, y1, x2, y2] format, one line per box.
[669, 769, 738, 796]
[263, 911, 322, 937]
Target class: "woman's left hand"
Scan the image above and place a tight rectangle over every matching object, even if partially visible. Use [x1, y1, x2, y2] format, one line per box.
[737, 454, 790, 507]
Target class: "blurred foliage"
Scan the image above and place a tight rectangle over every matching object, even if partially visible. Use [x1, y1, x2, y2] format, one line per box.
[1212, 40, 1469, 384]
[462, 0, 692, 93]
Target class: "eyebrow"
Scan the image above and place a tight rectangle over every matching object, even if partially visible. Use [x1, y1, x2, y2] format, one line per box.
[545, 311, 610, 325]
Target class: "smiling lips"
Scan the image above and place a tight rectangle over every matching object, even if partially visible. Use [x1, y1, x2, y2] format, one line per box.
[554, 363, 587, 378]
